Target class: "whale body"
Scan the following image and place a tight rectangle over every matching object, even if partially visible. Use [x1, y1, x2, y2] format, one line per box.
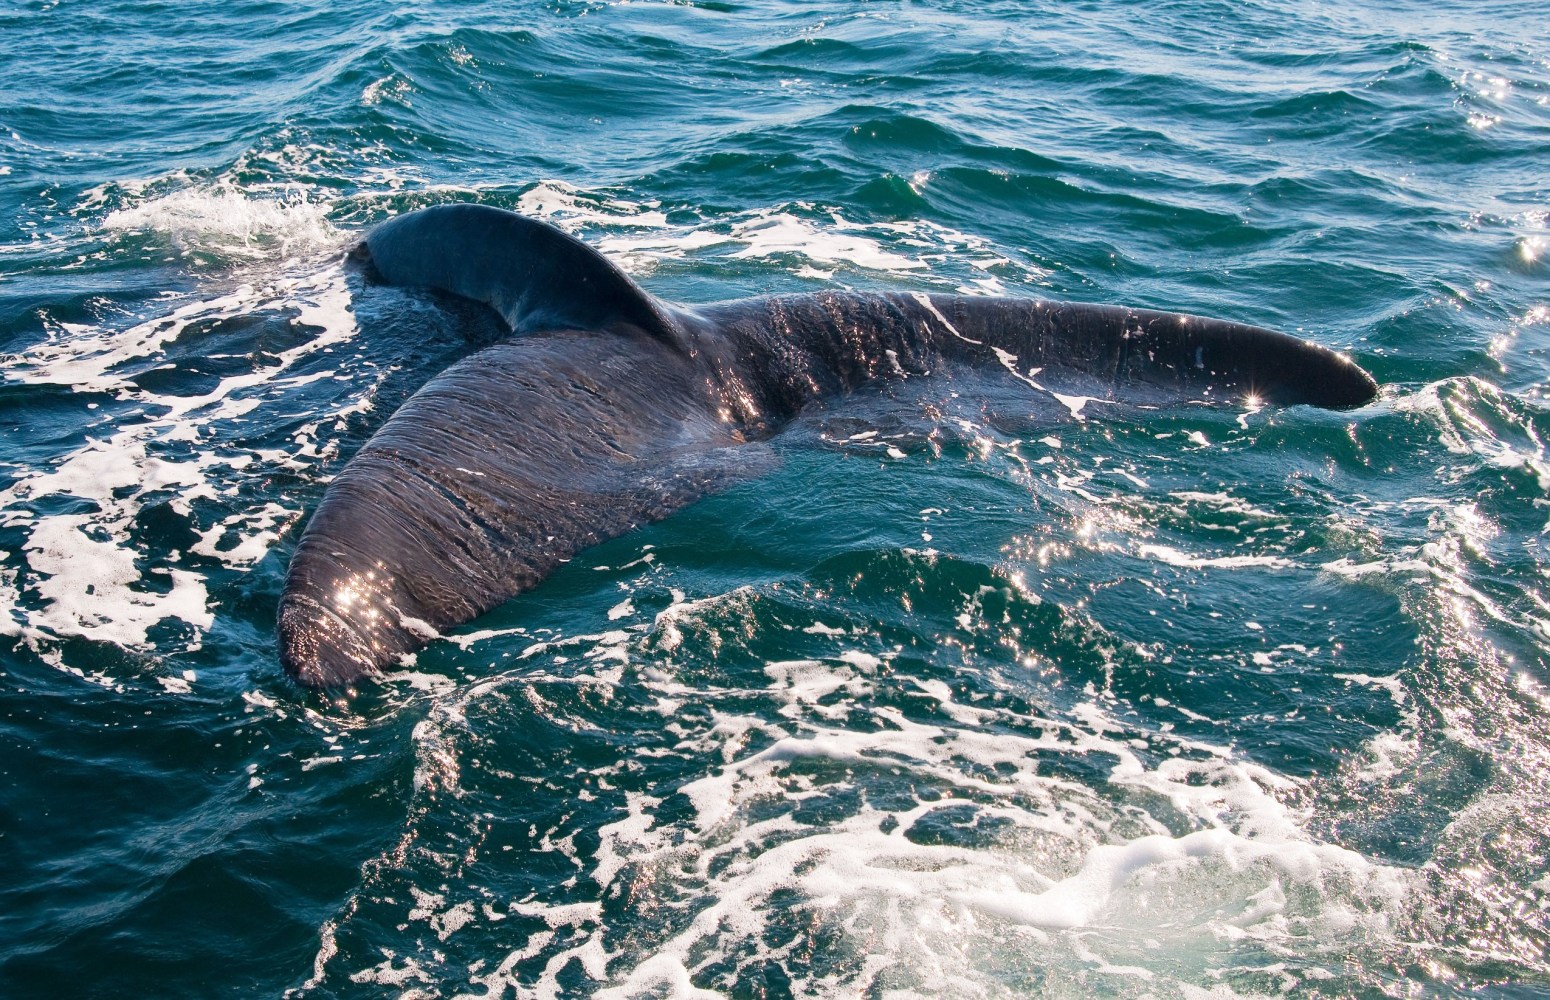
[277, 204, 1377, 687]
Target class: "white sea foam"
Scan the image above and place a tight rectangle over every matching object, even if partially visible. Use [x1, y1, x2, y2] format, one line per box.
[1170, 490, 1281, 520]
[601, 669, 1407, 996]
[727, 211, 925, 271]
[517, 184, 1040, 285]
[0, 267, 363, 665]
[361, 74, 413, 108]
[515, 180, 671, 231]
[1137, 544, 1297, 570]
[763, 658, 873, 720]
[192, 502, 296, 566]
[326, 602, 1418, 997]
[101, 181, 338, 260]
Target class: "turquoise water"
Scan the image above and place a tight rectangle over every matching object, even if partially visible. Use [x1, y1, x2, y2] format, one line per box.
[3, 0, 1549, 995]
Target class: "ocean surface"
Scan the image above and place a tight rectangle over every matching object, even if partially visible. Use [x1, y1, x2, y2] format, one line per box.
[2, 0, 1549, 996]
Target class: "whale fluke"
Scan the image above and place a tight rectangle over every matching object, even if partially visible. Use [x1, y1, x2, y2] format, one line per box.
[278, 204, 1377, 688]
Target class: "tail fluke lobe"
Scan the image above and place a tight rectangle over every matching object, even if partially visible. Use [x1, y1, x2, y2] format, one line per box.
[360, 203, 686, 345]
[278, 334, 740, 688]
[923, 296, 1377, 409]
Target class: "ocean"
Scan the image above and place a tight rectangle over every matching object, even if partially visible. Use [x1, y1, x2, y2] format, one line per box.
[2, 0, 1548, 996]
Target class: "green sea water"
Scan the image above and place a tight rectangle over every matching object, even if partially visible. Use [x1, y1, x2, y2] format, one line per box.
[2, 1, 1549, 996]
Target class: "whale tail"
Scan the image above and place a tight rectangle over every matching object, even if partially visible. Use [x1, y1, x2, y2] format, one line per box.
[280, 205, 1377, 688]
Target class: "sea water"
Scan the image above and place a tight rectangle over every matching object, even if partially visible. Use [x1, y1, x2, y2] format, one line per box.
[2, 1, 1548, 996]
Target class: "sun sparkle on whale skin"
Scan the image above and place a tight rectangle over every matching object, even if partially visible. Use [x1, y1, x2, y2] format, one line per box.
[280, 560, 419, 684]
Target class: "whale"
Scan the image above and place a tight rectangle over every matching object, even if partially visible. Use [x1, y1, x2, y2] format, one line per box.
[277, 203, 1377, 688]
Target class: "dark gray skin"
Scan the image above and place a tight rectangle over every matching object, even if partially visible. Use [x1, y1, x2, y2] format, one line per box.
[277, 204, 1377, 688]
